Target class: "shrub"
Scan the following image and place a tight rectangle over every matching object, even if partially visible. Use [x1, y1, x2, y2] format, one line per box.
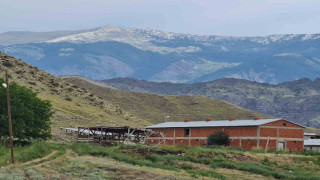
[2, 61, 13, 67]
[261, 156, 270, 166]
[207, 132, 229, 146]
[0, 79, 52, 140]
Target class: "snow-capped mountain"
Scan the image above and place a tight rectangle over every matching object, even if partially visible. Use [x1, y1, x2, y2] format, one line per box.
[1, 26, 320, 83]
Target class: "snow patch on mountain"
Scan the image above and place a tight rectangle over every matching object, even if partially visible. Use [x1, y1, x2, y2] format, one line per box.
[274, 53, 302, 57]
[47, 26, 201, 54]
[46, 26, 320, 54]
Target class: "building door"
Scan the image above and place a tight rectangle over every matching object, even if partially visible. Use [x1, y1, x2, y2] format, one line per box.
[277, 142, 285, 150]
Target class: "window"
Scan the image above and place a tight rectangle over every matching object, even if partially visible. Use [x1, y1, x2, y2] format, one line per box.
[185, 128, 190, 137]
[196, 139, 199, 142]
[283, 123, 287, 126]
[293, 141, 296, 144]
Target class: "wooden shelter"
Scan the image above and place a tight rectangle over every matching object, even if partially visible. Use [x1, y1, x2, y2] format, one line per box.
[65, 126, 167, 146]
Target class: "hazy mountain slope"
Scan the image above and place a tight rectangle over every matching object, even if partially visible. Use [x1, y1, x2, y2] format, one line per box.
[1, 26, 320, 83]
[63, 76, 270, 124]
[101, 77, 320, 128]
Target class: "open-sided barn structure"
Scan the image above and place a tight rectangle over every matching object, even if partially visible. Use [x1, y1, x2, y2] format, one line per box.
[146, 118, 305, 152]
[60, 126, 166, 146]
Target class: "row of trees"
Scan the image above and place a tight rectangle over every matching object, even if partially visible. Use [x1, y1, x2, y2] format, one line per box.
[0, 79, 52, 141]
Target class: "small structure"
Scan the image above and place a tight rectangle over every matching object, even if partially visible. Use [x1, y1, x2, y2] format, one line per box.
[304, 132, 320, 152]
[304, 133, 320, 139]
[61, 126, 166, 146]
[146, 118, 305, 152]
[304, 139, 320, 152]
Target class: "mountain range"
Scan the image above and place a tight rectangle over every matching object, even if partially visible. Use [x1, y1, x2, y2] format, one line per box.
[1, 26, 320, 84]
[100, 77, 320, 128]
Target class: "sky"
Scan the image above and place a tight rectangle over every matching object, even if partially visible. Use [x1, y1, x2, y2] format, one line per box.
[1, 0, 320, 36]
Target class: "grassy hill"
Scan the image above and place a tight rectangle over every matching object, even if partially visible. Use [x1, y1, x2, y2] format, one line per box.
[63, 76, 269, 124]
[101, 77, 320, 129]
[0, 52, 150, 134]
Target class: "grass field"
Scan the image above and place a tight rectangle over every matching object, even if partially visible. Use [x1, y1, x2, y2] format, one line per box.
[0, 142, 319, 180]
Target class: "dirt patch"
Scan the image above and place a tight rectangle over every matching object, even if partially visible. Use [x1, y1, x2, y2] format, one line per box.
[198, 152, 228, 159]
[121, 147, 183, 156]
[227, 154, 259, 163]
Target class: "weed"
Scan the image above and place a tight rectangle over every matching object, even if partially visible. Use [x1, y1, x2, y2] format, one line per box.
[261, 156, 271, 166]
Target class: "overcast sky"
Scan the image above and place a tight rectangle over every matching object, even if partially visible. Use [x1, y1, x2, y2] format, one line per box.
[1, 0, 320, 36]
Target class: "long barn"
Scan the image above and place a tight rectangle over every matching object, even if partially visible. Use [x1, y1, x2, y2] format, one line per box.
[146, 118, 305, 152]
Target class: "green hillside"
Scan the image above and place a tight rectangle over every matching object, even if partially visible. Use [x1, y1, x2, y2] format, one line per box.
[63, 76, 270, 124]
[0, 52, 149, 134]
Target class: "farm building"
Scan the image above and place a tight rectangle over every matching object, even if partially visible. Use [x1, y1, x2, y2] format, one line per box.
[304, 139, 320, 152]
[304, 133, 320, 139]
[146, 118, 305, 152]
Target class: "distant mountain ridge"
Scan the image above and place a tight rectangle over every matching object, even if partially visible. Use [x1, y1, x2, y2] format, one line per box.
[100, 77, 320, 128]
[1, 26, 320, 83]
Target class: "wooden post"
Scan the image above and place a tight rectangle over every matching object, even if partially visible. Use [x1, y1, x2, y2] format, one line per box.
[5, 70, 14, 164]
[173, 128, 176, 145]
[265, 137, 270, 152]
[257, 127, 261, 148]
[78, 127, 80, 140]
[127, 127, 130, 143]
[100, 128, 103, 145]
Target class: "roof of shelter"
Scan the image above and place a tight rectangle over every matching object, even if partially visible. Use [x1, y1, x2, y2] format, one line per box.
[146, 119, 305, 129]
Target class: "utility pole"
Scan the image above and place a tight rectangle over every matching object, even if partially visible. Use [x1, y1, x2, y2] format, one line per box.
[5, 70, 14, 164]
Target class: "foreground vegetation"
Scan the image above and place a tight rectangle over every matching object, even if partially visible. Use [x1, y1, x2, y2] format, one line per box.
[0, 141, 320, 179]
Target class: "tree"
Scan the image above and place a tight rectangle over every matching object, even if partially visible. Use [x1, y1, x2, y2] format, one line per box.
[207, 131, 229, 146]
[0, 79, 52, 141]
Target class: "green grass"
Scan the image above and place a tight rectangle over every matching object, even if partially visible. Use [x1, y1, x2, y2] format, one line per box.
[0, 141, 61, 166]
[1, 142, 320, 179]
[69, 143, 320, 180]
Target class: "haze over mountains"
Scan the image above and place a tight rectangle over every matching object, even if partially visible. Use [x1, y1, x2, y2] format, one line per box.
[1, 26, 320, 84]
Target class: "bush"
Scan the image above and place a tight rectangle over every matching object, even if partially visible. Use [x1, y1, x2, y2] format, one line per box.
[0, 79, 52, 140]
[207, 132, 229, 146]
[261, 156, 270, 166]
